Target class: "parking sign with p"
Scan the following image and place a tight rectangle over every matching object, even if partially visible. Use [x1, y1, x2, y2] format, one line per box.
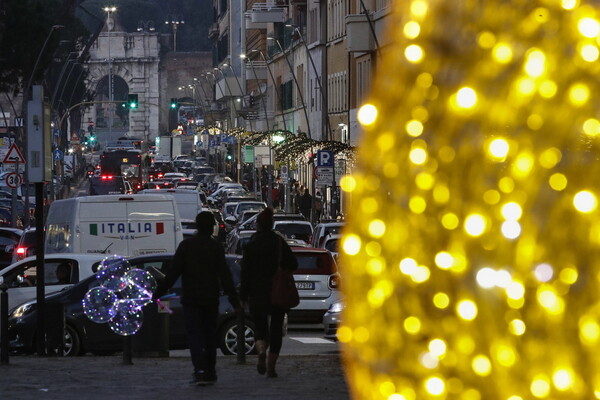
[317, 150, 334, 167]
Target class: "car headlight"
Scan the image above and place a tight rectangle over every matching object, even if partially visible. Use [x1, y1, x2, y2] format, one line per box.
[11, 302, 36, 318]
[328, 301, 344, 313]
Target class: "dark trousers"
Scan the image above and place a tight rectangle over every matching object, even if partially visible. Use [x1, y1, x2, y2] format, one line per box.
[183, 304, 219, 375]
[252, 307, 286, 354]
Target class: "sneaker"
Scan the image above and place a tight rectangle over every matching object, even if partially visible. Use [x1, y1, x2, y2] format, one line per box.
[189, 372, 202, 385]
[196, 371, 217, 386]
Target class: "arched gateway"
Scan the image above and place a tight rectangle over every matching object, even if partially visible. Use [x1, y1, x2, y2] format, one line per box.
[84, 15, 160, 145]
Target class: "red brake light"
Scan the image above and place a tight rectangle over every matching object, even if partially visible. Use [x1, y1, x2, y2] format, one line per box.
[101, 175, 114, 180]
[16, 247, 26, 255]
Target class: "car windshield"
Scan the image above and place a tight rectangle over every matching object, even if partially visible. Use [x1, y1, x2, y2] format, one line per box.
[274, 223, 312, 241]
[236, 203, 265, 214]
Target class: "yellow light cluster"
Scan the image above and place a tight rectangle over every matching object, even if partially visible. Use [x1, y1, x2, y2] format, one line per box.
[340, 1, 600, 399]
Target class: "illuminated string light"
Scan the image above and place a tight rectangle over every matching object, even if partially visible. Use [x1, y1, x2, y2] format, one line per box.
[340, 1, 600, 399]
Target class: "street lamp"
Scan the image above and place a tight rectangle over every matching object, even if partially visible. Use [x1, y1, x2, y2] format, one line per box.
[104, 6, 117, 143]
[285, 24, 332, 141]
[223, 63, 254, 132]
[266, 37, 312, 139]
[137, 20, 155, 32]
[50, 51, 79, 110]
[164, 16, 184, 52]
[241, 54, 270, 132]
[249, 49, 287, 132]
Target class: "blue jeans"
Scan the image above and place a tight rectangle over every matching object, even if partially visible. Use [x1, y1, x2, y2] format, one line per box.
[183, 304, 219, 375]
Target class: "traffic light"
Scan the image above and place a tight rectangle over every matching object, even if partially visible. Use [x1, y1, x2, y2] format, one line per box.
[127, 94, 138, 109]
[170, 98, 179, 109]
[89, 134, 96, 143]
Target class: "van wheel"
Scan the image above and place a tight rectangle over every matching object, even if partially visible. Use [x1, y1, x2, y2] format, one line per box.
[219, 319, 256, 355]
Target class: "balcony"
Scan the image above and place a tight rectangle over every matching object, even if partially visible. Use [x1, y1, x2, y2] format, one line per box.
[208, 23, 219, 39]
[346, 14, 376, 52]
[246, 1, 288, 26]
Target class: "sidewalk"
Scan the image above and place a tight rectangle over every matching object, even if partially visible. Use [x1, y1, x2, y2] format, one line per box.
[0, 352, 350, 400]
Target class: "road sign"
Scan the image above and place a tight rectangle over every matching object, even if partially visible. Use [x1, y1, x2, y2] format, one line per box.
[53, 149, 64, 161]
[2, 143, 25, 164]
[5, 172, 22, 189]
[315, 166, 334, 186]
[317, 150, 334, 167]
[280, 165, 289, 184]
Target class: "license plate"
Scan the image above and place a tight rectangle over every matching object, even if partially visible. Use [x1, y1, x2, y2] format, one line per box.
[296, 281, 315, 290]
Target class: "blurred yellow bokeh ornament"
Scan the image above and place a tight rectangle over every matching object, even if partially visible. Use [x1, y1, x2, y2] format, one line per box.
[340, 0, 600, 399]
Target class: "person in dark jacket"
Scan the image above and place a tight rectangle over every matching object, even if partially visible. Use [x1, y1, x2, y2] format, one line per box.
[153, 211, 240, 386]
[299, 188, 312, 220]
[240, 207, 298, 378]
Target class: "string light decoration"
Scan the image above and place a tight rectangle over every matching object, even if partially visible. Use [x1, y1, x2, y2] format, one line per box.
[339, 1, 600, 399]
[193, 126, 357, 162]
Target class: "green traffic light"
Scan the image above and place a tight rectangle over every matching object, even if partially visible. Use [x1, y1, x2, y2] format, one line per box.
[128, 94, 138, 109]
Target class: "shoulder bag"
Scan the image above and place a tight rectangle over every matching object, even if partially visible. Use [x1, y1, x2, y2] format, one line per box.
[271, 237, 300, 309]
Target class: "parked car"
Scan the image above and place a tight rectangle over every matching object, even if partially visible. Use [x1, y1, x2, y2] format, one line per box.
[225, 230, 255, 255]
[273, 220, 314, 244]
[0, 253, 107, 311]
[322, 234, 342, 259]
[227, 211, 306, 242]
[311, 221, 345, 248]
[323, 300, 343, 341]
[0, 207, 24, 228]
[288, 246, 341, 324]
[8, 254, 264, 357]
[11, 227, 36, 264]
[0, 227, 22, 268]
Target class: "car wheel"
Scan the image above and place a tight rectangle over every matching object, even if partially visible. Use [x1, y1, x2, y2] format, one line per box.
[63, 324, 81, 357]
[219, 318, 256, 356]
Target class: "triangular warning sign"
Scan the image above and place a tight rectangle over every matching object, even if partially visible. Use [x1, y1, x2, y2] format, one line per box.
[3, 143, 26, 164]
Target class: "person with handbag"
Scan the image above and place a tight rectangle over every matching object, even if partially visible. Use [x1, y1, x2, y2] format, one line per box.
[240, 207, 298, 378]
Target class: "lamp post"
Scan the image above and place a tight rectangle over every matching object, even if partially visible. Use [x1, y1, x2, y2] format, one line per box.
[223, 63, 253, 132]
[285, 24, 332, 141]
[241, 54, 270, 132]
[267, 37, 312, 139]
[50, 52, 79, 110]
[104, 6, 117, 144]
[250, 49, 287, 131]
[164, 16, 184, 52]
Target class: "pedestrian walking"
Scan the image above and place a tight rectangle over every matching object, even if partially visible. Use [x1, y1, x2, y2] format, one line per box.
[300, 188, 312, 220]
[293, 183, 302, 213]
[314, 190, 323, 223]
[153, 211, 241, 386]
[240, 207, 298, 378]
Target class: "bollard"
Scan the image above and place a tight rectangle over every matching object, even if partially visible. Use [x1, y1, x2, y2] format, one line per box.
[236, 310, 246, 364]
[1, 281, 8, 365]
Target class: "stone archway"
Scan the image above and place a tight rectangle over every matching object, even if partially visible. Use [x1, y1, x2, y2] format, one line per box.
[84, 26, 161, 147]
[94, 74, 130, 129]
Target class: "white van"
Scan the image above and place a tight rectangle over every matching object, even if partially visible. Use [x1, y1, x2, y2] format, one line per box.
[45, 194, 183, 257]
[139, 188, 203, 221]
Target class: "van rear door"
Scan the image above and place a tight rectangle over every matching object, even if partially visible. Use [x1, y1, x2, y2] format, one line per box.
[78, 197, 181, 256]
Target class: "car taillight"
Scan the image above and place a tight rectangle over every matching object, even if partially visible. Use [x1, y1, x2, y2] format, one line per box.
[16, 247, 26, 255]
[328, 274, 340, 289]
[101, 175, 114, 180]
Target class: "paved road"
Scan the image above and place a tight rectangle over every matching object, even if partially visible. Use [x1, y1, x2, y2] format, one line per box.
[0, 351, 350, 400]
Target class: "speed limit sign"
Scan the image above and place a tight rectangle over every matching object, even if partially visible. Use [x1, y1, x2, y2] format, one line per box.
[5, 172, 22, 189]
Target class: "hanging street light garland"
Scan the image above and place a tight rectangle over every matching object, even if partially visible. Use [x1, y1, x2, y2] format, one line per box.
[193, 125, 357, 164]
